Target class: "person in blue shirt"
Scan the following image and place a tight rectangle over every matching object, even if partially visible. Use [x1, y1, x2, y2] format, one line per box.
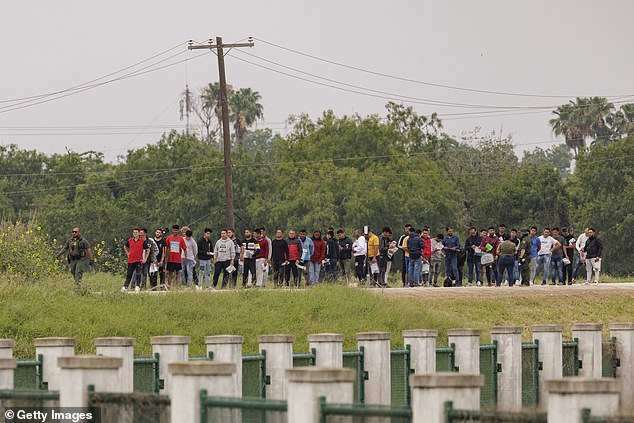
[529, 226, 541, 285]
[442, 226, 462, 286]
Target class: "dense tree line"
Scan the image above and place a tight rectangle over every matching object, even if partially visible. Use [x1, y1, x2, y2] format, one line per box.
[1, 98, 633, 275]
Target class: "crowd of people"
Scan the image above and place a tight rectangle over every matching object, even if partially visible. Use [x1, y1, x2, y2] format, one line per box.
[110, 222, 603, 292]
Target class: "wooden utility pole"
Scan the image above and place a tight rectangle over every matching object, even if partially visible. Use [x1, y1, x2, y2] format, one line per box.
[188, 37, 254, 230]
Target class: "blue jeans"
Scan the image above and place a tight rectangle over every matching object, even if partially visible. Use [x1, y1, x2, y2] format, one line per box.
[181, 259, 195, 287]
[199, 259, 211, 288]
[513, 260, 520, 282]
[408, 257, 422, 286]
[445, 254, 461, 285]
[497, 255, 515, 286]
[308, 261, 321, 284]
[536, 254, 552, 282]
[467, 256, 481, 283]
[550, 257, 564, 283]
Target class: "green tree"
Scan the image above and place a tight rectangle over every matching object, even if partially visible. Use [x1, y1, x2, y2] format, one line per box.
[229, 88, 264, 146]
[522, 144, 573, 177]
[549, 97, 616, 155]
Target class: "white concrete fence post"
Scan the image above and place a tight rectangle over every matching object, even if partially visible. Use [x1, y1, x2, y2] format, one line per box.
[490, 326, 522, 412]
[411, 373, 484, 423]
[357, 332, 391, 405]
[531, 324, 563, 408]
[287, 367, 355, 423]
[0, 339, 15, 359]
[169, 361, 236, 423]
[151, 335, 191, 395]
[205, 335, 244, 397]
[403, 329, 437, 375]
[608, 322, 634, 415]
[58, 355, 123, 407]
[95, 337, 135, 393]
[448, 329, 481, 375]
[34, 337, 76, 391]
[545, 378, 620, 423]
[308, 334, 344, 368]
[257, 334, 295, 400]
[570, 323, 603, 378]
[0, 358, 16, 389]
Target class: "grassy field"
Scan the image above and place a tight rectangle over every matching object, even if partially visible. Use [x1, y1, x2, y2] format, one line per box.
[1, 273, 633, 358]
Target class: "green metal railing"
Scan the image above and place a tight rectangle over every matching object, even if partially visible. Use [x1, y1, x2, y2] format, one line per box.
[582, 408, 634, 423]
[320, 396, 412, 423]
[133, 352, 163, 393]
[479, 342, 500, 409]
[521, 341, 542, 408]
[200, 390, 287, 423]
[343, 346, 367, 403]
[436, 343, 458, 372]
[562, 339, 582, 376]
[445, 400, 547, 423]
[602, 337, 620, 378]
[189, 351, 214, 361]
[14, 354, 47, 390]
[0, 389, 59, 401]
[242, 350, 269, 399]
[390, 345, 412, 406]
[292, 348, 317, 367]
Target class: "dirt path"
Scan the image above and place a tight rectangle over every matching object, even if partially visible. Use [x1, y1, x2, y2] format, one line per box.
[373, 282, 634, 298]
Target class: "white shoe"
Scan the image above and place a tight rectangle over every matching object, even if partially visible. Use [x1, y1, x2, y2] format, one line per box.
[594, 281, 599, 285]
[584, 281, 589, 285]
[134, 286, 140, 293]
[476, 281, 482, 287]
[195, 285, 201, 291]
[120, 286, 127, 293]
[514, 280, 520, 286]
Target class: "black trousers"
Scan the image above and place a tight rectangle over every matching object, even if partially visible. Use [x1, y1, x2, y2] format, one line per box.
[124, 262, 143, 288]
[285, 260, 299, 287]
[149, 263, 166, 288]
[213, 260, 230, 288]
[354, 256, 366, 281]
[242, 258, 256, 287]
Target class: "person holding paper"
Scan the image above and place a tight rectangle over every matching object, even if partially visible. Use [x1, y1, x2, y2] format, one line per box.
[582, 228, 602, 285]
[442, 226, 462, 286]
[213, 229, 236, 289]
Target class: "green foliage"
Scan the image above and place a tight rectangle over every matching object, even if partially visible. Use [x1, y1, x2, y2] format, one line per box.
[522, 144, 574, 177]
[569, 136, 634, 275]
[0, 219, 63, 279]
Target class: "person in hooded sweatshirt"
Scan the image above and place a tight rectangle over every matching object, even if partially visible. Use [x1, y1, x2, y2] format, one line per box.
[310, 230, 326, 285]
[213, 229, 236, 289]
[286, 229, 302, 287]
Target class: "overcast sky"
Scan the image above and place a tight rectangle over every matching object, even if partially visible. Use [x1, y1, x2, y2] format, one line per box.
[1, 1, 632, 162]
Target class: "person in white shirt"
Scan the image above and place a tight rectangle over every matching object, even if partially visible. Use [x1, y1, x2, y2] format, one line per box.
[573, 228, 590, 281]
[535, 228, 561, 285]
[352, 229, 367, 282]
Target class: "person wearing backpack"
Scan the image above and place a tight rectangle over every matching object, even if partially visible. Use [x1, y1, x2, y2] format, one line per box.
[56, 226, 93, 293]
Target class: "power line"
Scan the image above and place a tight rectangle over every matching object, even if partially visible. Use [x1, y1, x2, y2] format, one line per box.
[232, 50, 547, 111]
[254, 37, 634, 100]
[0, 42, 189, 105]
[0, 51, 211, 115]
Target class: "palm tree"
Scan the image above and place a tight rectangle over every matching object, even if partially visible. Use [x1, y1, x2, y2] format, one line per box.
[229, 88, 264, 146]
[549, 97, 615, 156]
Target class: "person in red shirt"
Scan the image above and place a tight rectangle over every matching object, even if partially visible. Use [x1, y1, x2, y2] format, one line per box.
[254, 228, 269, 287]
[165, 224, 187, 289]
[122, 228, 149, 292]
[310, 230, 326, 285]
[285, 229, 302, 287]
[421, 228, 433, 286]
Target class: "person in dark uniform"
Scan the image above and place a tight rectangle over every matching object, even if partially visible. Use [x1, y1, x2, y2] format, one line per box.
[56, 227, 93, 293]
